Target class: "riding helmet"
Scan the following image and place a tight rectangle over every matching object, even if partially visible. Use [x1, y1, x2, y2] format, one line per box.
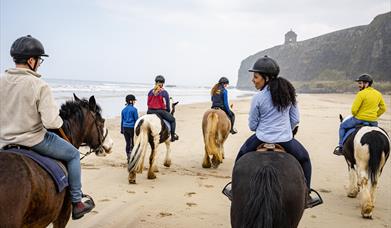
[126, 94, 136, 103]
[248, 55, 280, 78]
[155, 75, 165, 83]
[355, 74, 373, 83]
[218, 77, 229, 84]
[10, 35, 48, 59]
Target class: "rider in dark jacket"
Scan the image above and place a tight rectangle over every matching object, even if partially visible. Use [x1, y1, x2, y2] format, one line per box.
[211, 77, 237, 134]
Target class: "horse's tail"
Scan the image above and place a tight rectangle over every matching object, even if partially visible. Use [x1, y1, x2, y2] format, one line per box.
[361, 129, 390, 184]
[242, 165, 284, 228]
[128, 118, 149, 173]
[204, 112, 221, 161]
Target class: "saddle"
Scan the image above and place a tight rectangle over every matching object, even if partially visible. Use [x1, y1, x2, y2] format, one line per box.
[343, 122, 376, 144]
[1, 145, 69, 192]
[256, 143, 286, 153]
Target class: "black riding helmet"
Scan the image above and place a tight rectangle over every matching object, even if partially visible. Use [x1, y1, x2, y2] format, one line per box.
[218, 77, 229, 84]
[155, 75, 165, 83]
[355, 74, 373, 83]
[248, 55, 280, 78]
[126, 94, 136, 104]
[10, 35, 48, 59]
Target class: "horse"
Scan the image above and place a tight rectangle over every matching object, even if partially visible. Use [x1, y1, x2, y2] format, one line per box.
[201, 108, 231, 168]
[0, 94, 114, 228]
[127, 101, 179, 184]
[339, 114, 390, 218]
[230, 148, 307, 228]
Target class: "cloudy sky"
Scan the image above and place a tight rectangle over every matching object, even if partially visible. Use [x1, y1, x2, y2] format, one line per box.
[1, 0, 389, 86]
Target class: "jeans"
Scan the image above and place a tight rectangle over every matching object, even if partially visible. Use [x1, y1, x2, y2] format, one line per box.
[236, 134, 312, 189]
[338, 117, 378, 147]
[32, 131, 82, 203]
[123, 127, 134, 157]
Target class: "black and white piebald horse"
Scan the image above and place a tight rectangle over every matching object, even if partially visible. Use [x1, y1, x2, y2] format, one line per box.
[127, 101, 179, 184]
[339, 114, 390, 218]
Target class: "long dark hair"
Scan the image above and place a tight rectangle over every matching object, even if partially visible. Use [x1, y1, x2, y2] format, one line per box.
[211, 83, 222, 96]
[267, 77, 297, 112]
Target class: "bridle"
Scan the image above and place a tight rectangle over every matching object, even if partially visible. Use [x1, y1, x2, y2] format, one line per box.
[79, 110, 108, 160]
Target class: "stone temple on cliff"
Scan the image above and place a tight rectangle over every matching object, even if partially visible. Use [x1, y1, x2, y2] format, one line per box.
[284, 29, 297, 44]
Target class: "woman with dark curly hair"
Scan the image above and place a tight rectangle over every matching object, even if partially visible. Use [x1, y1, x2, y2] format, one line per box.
[234, 55, 320, 207]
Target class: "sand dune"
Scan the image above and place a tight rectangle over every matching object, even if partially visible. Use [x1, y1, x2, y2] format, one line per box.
[67, 93, 391, 228]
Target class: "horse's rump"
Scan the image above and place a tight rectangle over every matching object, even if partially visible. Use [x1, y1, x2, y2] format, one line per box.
[202, 109, 230, 158]
[231, 151, 306, 228]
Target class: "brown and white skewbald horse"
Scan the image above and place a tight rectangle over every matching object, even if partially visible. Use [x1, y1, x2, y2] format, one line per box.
[127, 101, 179, 184]
[339, 114, 390, 218]
[202, 108, 231, 168]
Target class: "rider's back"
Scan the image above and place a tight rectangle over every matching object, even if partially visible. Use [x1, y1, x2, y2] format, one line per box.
[352, 87, 386, 122]
[0, 68, 62, 148]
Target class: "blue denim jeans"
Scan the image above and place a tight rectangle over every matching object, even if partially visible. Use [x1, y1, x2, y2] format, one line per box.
[338, 117, 378, 147]
[32, 131, 82, 203]
[236, 134, 312, 189]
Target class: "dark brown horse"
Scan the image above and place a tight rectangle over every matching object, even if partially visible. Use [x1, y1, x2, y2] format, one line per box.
[0, 94, 113, 228]
[230, 150, 307, 228]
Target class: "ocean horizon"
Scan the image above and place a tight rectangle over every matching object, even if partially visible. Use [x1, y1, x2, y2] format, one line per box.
[46, 78, 255, 118]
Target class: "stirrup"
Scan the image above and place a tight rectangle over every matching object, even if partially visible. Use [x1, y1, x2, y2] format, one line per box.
[306, 189, 323, 209]
[222, 182, 232, 201]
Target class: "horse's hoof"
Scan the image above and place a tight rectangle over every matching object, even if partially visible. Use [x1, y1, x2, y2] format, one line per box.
[202, 162, 211, 168]
[128, 179, 136, 184]
[148, 173, 156, 179]
[164, 160, 171, 167]
[362, 214, 373, 219]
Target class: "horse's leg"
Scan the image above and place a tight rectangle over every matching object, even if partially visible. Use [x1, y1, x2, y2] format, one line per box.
[356, 156, 373, 218]
[163, 141, 172, 167]
[52, 193, 71, 228]
[202, 145, 211, 168]
[346, 162, 359, 198]
[147, 141, 158, 179]
[128, 170, 137, 184]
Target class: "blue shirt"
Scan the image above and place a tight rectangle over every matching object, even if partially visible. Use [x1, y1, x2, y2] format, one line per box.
[121, 104, 139, 129]
[248, 86, 299, 143]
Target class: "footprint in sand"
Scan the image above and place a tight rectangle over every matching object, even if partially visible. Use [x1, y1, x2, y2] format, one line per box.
[98, 198, 110, 202]
[186, 202, 197, 207]
[159, 212, 173, 217]
[318, 188, 332, 193]
[127, 190, 136, 194]
[204, 184, 214, 188]
[185, 192, 196, 197]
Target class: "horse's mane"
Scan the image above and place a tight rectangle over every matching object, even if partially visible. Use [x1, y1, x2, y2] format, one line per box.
[59, 98, 103, 127]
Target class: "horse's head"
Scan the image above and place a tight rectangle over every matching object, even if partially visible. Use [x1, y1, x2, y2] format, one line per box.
[170, 98, 179, 115]
[60, 94, 113, 157]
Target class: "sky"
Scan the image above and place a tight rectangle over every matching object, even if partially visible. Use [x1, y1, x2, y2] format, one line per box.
[0, 0, 389, 86]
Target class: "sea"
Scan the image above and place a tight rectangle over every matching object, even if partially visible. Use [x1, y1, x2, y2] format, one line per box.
[47, 79, 255, 118]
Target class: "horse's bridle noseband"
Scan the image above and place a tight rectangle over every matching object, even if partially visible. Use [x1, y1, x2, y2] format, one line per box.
[79, 111, 108, 160]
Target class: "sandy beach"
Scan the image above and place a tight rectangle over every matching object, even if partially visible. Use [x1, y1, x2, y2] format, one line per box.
[67, 93, 391, 228]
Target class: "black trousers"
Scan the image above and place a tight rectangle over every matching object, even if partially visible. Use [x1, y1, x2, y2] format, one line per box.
[147, 109, 176, 134]
[123, 127, 134, 156]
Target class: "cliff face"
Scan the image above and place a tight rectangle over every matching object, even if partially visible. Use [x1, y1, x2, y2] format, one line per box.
[237, 12, 391, 89]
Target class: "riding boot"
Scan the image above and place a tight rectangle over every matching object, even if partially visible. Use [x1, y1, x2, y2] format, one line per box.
[305, 189, 323, 209]
[72, 195, 95, 220]
[333, 146, 343, 156]
[170, 121, 179, 142]
[229, 114, 237, 134]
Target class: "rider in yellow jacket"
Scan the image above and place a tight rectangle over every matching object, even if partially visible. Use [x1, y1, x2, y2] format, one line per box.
[334, 74, 387, 155]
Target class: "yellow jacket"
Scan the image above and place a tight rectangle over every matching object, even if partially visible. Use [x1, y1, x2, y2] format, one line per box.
[351, 87, 387, 122]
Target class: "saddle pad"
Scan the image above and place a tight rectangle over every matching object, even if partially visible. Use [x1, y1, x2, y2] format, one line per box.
[2, 148, 69, 192]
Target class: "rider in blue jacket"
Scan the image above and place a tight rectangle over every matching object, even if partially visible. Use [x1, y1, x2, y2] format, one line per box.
[121, 94, 138, 162]
[211, 77, 237, 134]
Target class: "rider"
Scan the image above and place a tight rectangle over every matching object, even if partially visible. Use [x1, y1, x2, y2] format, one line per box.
[147, 75, 179, 142]
[233, 55, 321, 207]
[0, 35, 95, 220]
[333, 74, 387, 156]
[211, 77, 238, 134]
[121, 94, 139, 162]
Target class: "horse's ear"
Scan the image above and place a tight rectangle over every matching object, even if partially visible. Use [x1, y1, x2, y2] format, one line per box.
[173, 101, 179, 106]
[73, 93, 81, 102]
[89, 96, 96, 111]
[339, 114, 343, 122]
